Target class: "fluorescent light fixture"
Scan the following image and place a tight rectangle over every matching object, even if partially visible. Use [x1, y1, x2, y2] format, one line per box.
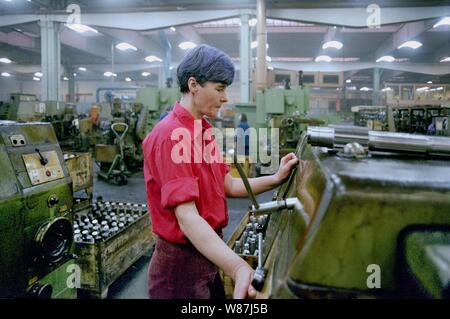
[1, 72, 11, 77]
[141, 72, 151, 77]
[65, 24, 99, 34]
[178, 41, 197, 50]
[104, 71, 114, 77]
[268, 66, 274, 70]
[125, 77, 132, 82]
[376, 55, 395, 63]
[416, 87, 429, 92]
[251, 41, 269, 49]
[433, 17, 450, 28]
[266, 56, 272, 62]
[249, 18, 257, 27]
[145, 55, 163, 63]
[63, 77, 69, 81]
[34, 72, 43, 77]
[322, 40, 343, 50]
[170, 27, 176, 32]
[116, 42, 138, 51]
[346, 79, 352, 84]
[427, 81, 433, 84]
[398, 41, 422, 49]
[169, 66, 174, 71]
[73, 73, 77, 77]
[33, 77, 40, 81]
[436, 87, 444, 91]
[0, 58, 12, 64]
[315, 55, 332, 62]
[360, 87, 371, 91]
[381, 87, 393, 92]
[78, 67, 87, 71]
[440, 57, 450, 62]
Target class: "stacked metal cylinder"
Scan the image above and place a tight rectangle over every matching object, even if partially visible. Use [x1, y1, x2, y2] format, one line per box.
[73, 201, 148, 244]
[234, 214, 268, 256]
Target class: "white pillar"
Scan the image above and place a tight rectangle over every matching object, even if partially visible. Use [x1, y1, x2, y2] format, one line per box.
[39, 18, 61, 101]
[240, 13, 251, 103]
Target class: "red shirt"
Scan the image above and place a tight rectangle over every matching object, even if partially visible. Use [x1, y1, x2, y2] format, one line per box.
[143, 102, 230, 244]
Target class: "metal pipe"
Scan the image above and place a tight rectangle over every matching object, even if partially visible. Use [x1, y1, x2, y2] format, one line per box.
[251, 197, 309, 225]
[255, 0, 267, 92]
[307, 126, 450, 157]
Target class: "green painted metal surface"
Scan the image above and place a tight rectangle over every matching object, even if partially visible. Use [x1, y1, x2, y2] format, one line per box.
[0, 121, 76, 298]
[268, 134, 450, 298]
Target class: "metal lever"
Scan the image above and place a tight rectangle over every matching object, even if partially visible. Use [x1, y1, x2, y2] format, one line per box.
[251, 224, 267, 291]
[233, 135, 259, 210]
[35, 148, 48, 166]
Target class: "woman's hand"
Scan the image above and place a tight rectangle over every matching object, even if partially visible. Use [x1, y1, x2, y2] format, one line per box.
[273, 153, 299, 185]
[232, 263, 257, 299]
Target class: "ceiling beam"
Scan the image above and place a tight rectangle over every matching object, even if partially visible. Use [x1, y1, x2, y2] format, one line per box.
[267, 6, 450, 28]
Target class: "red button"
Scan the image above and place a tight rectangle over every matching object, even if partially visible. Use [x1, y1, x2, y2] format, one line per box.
[46, 170, 51, 177]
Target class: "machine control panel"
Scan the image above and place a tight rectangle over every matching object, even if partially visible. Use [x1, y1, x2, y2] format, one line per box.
[23, 151, 64, 185]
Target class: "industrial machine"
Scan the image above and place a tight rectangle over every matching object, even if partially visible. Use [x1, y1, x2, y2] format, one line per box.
[392, 105, 450, 136]
[0, 121, 77, 298]
[135, 87, 181, 133]
[226, 125, 450, 299]
[0, 94, 84, 151]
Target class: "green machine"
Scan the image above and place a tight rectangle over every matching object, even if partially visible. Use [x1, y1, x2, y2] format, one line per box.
[232, 125, 450, 299]
[136, 87, 181, 133]
[0, 121, 77, 298]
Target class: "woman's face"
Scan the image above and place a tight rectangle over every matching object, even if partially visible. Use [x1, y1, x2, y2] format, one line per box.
[193, 80, 229, 118]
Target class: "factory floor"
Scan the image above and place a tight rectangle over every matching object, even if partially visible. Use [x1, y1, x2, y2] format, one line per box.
[92, 165, 273, 299]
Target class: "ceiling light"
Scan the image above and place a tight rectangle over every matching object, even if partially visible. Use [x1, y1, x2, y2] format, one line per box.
[125, 77, 132, 82]
[322, 40, 343, 50]
[33, 77, 40, 81]
[169, 66, 174, 71]
[376, 55, 395, 63]
[249, 18, 257, 27]
[141, 72, 151, 77]
[416, 87, 429, 92]
[381, 87, 393, 92]
[113, 73, 117, 77]
[34, 72, 43, 77]
[65, 24, 99, 34]
[104, 71, 114, 77]
[170, 27, 176, 32]
[1, 72, 11, 77]
[268, 66, 274, 70]
[0, 58, 12, 64]
[427, 81, 433, 84]
[440, 57, 450, 62]
[251, 41, 269, 49]
[360, 87, 371, 91]
[346, 79, 352, 84]
[178, 41, 197, 50]
[433, 17, 450, 28]
[78, 67, 87, 71]
[266, 56, 272, 62]
[116, 42, 138, 51]
[436, 87, 444, 91]
[63, 77, 69, 81]
[398, 41, 422, 49]
[145, 55, 163, 63]
[315, 55, 332, 62]
[73, 73, 77, 77]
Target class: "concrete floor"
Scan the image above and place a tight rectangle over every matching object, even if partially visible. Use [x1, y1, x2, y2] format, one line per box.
[92, 166, 273, 299]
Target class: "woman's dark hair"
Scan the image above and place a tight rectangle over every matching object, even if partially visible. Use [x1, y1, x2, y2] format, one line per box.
[177, 44, 235, 93]
[240, 113, 247, 122]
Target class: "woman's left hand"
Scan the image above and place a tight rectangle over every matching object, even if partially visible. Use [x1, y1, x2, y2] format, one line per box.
[274, 153, 299, 185]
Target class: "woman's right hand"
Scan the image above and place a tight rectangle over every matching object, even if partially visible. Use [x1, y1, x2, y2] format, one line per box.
[232, 262, 257, 299]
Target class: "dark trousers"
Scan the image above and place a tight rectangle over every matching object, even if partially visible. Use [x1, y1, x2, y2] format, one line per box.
[148, 237, 225, 299]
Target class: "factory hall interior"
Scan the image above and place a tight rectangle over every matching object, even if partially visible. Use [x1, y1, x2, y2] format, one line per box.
[1, 0, 450, 301]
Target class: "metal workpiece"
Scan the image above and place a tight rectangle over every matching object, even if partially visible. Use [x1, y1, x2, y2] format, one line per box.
[74, 201, 148, 244]
[307, 125, 450, 157]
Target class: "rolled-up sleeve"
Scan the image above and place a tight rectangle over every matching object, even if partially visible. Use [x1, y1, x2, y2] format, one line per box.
[155, 137, 199, 210]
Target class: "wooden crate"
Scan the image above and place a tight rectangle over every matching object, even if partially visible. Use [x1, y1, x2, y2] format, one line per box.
[221, 211, 259, 299]
[74, 212, 154, 298]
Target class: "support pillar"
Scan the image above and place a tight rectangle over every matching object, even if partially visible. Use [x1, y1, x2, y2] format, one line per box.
[373, 67, 381, 105]
[39, 18, 61, 101]
[240, 13, 251, 103]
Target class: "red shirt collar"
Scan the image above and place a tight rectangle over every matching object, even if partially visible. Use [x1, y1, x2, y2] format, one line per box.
[173, 101, 212, 130]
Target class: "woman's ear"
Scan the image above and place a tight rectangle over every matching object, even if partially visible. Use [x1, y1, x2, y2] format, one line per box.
[187, 77, 198, 94]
